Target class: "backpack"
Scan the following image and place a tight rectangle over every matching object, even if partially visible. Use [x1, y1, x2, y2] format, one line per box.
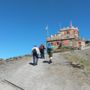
[47, 43, 52, 48]
[32, 49, 37, 54]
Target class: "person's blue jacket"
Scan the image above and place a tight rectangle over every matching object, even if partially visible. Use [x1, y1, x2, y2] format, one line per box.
[47, 43, 52, 49]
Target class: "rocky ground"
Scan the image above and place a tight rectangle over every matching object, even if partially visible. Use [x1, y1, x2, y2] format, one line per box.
[62, 47, 90, 72]
[73, 48, 90, 60]
[0, 49, 90, 90]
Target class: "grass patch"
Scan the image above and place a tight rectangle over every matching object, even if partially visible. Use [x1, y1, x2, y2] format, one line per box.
[63, 53, 90, 71]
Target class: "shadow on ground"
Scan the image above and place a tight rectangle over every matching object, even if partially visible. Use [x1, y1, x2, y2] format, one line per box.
[43, 60, 49, 64]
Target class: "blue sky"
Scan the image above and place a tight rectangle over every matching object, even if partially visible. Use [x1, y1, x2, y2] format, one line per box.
[0, 0, 90, 58]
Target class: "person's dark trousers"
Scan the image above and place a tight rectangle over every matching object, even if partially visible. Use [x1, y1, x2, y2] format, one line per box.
[40, 50, 45, 58]
[42, 52, 45, 58]
[41, 52, 44, 58]
[33, 55, 38, 65]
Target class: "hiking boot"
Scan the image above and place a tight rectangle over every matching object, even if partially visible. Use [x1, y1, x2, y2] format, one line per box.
[35, 63, 38, 65]
[48, 60, 52, 64]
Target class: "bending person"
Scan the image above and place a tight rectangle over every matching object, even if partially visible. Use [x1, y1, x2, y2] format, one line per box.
[32, 45, 40, 65]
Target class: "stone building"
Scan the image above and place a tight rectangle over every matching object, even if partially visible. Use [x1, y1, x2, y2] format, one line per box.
[47, 23, 85, 50]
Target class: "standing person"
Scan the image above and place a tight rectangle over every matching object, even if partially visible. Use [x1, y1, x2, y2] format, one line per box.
[47, 43, 53, 64]
[32, 45, 40, 65]
[39, 44, 45, 59]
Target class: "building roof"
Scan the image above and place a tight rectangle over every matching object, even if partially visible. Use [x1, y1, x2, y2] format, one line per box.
[60, 26, 78, 31]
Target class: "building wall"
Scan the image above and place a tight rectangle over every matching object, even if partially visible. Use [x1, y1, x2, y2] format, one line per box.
[47, 25, 85, 50]
[60, 29, 79, 39]
[49, 39, 77, 48]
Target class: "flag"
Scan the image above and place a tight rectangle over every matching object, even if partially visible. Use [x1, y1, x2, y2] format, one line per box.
[45, 25, 49, 37]
[45, 25, 48, 31]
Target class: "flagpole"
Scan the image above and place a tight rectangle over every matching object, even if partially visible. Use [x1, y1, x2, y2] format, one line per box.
[45, 25, 49, 60]
[45, 25, 48, 49]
